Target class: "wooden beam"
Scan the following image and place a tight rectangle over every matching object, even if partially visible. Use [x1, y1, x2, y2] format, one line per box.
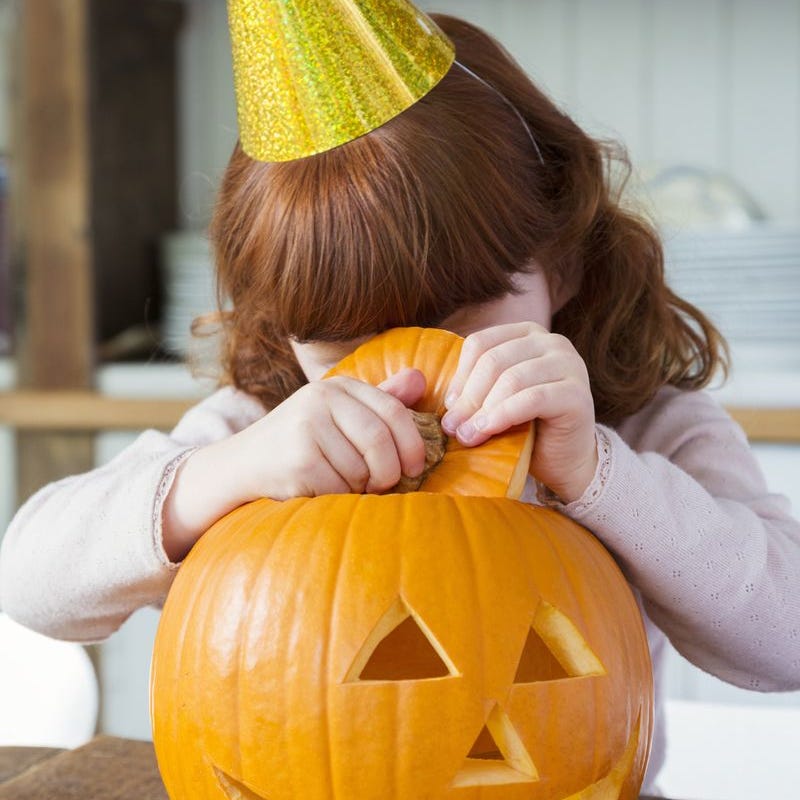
[727, 407, 800, 444]
[0, 390, 194, 431]
[1, 389, 799, 444]
[20, 0, 94, 388]
[15, 0, 94, 505]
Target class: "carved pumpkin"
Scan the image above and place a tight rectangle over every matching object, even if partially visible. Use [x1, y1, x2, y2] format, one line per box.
[151, 328, 653, 800]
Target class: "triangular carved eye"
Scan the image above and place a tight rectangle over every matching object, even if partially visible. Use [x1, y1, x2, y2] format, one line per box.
[451, 703, 538, 787]
[513, 626, 570, 681]
[514, 601, 605, 682]
[344, 596, 458, 682]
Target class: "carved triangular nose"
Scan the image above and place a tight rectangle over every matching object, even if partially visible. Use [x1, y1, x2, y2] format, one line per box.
[451, 702, 538, 787]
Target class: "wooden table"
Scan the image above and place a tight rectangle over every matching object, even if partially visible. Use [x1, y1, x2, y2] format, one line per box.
[0, 737, 166, 799]
[0, 736, 670, 799]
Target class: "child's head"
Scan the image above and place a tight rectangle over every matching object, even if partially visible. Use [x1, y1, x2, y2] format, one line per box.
[209, 14, 725, 425]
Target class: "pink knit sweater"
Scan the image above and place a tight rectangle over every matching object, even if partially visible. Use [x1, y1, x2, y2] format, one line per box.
[1, 383, 799, 792]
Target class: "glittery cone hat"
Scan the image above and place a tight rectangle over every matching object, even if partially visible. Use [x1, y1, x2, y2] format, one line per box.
[227, 0, 455, 161]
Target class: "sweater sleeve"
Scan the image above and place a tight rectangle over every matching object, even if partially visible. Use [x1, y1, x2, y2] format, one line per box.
[550, 387, 800, 692]
[0, 386, 266, 643]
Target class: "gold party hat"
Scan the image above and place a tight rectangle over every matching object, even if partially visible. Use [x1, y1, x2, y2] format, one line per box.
[228, 0, 455, 162]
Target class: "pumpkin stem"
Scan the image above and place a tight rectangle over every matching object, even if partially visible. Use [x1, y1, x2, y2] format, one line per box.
[392, 411, 448, 493]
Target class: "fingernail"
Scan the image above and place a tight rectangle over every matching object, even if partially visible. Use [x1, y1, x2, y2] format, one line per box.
[441, 411, 460, 435]
[457, 420, 476, 441]
[472, 413, 488, 431]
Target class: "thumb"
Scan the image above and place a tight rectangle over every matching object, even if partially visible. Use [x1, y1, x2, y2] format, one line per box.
[378, 368, 426, 407]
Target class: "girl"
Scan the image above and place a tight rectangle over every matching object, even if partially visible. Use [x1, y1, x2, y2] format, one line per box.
[2, 12, 799, 794]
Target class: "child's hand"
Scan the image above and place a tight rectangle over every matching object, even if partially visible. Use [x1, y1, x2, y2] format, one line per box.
[162, 369, 426, 561]
[232, 368, 428, 501]
[441, 322, 597, 503]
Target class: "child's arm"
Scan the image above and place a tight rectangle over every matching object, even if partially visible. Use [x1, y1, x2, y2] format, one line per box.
[442, 322, 799, 690]
[554, 386, 800, 692]
[0, 373, 426, 643]
[161, 369, 426, 562]
[0, 386, 265, 642]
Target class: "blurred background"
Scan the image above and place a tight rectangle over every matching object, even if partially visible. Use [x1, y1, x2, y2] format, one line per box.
[0, 2, 799, 798]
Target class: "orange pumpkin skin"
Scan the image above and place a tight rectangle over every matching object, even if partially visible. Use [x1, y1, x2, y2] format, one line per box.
[327, 327, 534, 498]
[151, 328, 653, 800]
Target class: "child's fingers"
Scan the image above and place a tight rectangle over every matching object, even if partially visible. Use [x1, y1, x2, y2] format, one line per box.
[455, 381, 564, 446]
[444, 325, 524, 410]
[377, 368, 427, 407]
[328, 394, 402, 492]
[456, 378, 583, 446]
[301, 457, 354, 497]
[282, 436, 357, 498]
[329, 378, 426, 487]
[445, 323, 532, 405]
[442, 336, 547, 435]
[312, 414, 372, 493]
[480, 354, 565, 411]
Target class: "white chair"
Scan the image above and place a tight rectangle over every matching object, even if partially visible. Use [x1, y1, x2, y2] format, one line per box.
[0, 611, 99, 747]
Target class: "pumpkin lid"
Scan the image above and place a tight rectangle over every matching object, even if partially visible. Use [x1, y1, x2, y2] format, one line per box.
[326, 327, 533, 499]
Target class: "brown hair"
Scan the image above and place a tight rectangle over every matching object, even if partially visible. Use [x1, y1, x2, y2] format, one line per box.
[207, 13, 727, 426]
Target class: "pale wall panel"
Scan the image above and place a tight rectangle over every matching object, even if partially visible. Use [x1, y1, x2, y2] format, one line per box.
[177, 0, 236, 227]
[727, 0, 800, 220]
[175, 0, 800, 226]
[570, 0, 650, 162]
[426, 0, 508, 34]
[425, 0, 573, 108]
[649, 0, 726, 170]
[496, 0, 573, 105]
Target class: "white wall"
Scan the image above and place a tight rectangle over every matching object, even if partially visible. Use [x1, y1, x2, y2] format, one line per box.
[430, 0, 800, 222]
[176, 0, 237, 228]
[176, 0, 800, 227]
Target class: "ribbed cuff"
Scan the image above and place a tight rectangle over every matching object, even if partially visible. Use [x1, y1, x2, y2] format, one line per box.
[536, 425, 614, 518]
[151, 447, 198, 568]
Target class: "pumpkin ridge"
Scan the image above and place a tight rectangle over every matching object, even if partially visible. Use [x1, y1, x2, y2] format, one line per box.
[533, 514, 612, 782]
[525, 510, 591, 640]
[413, 327, 444, 415]
[455, 495, 486, 714]
[152, 364, 653, 798]
[498, 505, 604, 787]
[239, 503, 287, 787]
[235, 499, 314, 794]
[276, 496, 344, 797]
[165, 512, 256, 793]
[540, 512, 652, 787]
[327, 495, 365, 798]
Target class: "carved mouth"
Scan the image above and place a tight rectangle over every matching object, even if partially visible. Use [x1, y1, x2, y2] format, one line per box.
[214, 766, 270, 800]
[560, 720, 641, 800]
[213, 719, 639, 800]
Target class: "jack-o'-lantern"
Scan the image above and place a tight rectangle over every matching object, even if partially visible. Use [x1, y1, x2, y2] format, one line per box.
[151, 328, 653, 800]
